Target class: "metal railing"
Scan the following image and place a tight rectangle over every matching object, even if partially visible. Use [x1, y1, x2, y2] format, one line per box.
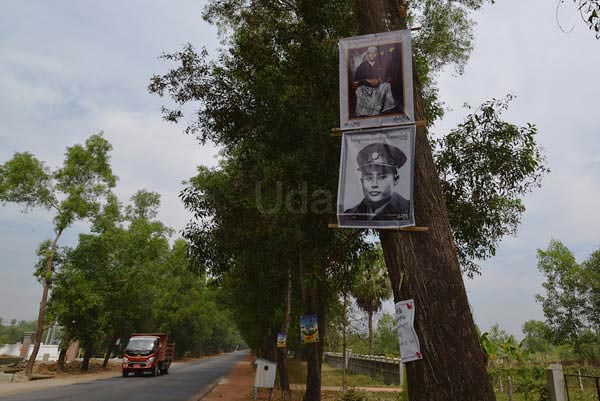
[564, 373, 600, 400]
[324, 352, 403, 385]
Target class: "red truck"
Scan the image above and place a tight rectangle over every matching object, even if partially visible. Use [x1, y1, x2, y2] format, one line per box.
[121, 333, 175, 377]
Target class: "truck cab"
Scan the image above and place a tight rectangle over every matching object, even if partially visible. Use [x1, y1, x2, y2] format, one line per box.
[122, 333, 174, 377]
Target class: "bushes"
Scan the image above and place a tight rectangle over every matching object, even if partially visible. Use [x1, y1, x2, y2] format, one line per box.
[488, 366, 549, 401]
[335, 389, 406, 401]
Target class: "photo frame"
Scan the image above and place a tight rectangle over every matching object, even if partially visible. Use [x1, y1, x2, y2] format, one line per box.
[339, 30, 414, 130]
[337, 126, 415, 229]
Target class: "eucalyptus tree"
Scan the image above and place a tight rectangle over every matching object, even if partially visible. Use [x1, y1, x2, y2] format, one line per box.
[581, 248, 600, 334]
[535, 240, 600, 360]
[149, 0, 549, 398]
[535, 240, 587, 356]
[48, 190, 173, 369]
[0, 134, 116, 374]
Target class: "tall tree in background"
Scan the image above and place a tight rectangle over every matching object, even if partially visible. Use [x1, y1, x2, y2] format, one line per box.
[581, 248, 600, 334]
[521, 320, 552, 354]
[351, 245, 391, 354]
[535, 239, 600, 359]
[0, 134, 116, 375]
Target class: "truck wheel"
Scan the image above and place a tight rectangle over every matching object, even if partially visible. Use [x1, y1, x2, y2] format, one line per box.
[122, 369, 128, 377]
[151, 364, 159, 377]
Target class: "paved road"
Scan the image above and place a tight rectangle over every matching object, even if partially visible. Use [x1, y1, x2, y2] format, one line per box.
[0, 351, 248, 401]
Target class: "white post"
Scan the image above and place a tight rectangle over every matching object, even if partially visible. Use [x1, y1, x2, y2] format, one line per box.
[546, 363, 567, 401]
[577, 368, 583, 390]
[398, 359, 404, 387]
[508, 376, 513, 401]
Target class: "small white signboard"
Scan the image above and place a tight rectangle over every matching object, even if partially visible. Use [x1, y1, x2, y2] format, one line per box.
[395, 299, 423, 363]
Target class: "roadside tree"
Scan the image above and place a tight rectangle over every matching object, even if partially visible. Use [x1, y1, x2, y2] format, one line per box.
[0, 134, 116, 374]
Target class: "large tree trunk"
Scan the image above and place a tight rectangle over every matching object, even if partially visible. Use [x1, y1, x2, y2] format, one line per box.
[299, 252, 326, 401]
[353, 1, 496, 400]
[261, 323, 278, 362]
[81, 344, 93, 372]
[303, 288, 326, 401]
[25, 230, 63, 376]
[57, 339, 69, 371]
[102, 336, 117, 369]
[277, 262, 292, 397]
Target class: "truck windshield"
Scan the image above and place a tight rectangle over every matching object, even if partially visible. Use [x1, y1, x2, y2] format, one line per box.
[126, 338, 157, 352]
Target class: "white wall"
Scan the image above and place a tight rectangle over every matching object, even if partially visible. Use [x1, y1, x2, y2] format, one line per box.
[0, 343, 60, 361]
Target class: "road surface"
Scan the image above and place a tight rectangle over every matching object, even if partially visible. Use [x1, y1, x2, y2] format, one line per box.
[0, 351, 248, 401]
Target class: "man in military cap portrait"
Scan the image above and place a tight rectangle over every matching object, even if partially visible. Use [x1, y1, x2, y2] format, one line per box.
[344, 142, 409, 221]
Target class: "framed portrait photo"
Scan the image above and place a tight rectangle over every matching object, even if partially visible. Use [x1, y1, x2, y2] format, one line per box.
[337, 126, 415, 229]
[339, 30, 414, 130]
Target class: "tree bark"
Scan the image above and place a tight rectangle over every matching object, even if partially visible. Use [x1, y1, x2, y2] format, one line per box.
[303, 288, 326, 401]
[277, 262, 292, 397]
[299, 252, 326, 401]
[102, 336, 117, 369]
[57, 348, 67, 371]
[353, 1, 496, 400]
[81, 344, 93, 372]
[57, 339, 69, 371]
[25, 229, 63, 376]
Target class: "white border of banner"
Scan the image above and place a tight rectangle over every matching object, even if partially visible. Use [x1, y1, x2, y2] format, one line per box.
[337, 126, 415, 229]
[339, 29, 414, 130]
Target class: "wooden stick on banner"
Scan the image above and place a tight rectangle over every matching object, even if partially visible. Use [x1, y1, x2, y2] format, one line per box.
[330, 28, 420, 44]
[330, 120, 427, 136]
[327, 223, 428, 231]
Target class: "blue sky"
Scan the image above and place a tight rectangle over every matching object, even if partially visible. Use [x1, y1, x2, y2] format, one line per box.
[1, 0, 599, 339]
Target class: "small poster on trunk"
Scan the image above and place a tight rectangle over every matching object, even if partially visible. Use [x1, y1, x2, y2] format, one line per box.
[277, 333, 287, 348]
[339, 29, 414, 130]
[300, 315, 319, 344]
[337, 126, 415, 228]
[395, 299, 423, 363]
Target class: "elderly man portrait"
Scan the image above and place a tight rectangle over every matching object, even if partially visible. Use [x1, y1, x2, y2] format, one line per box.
[353, 46, 397, 117]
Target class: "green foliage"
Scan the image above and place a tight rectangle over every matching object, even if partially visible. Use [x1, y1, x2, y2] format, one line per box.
[335, 389, 405, 401]
[0, 133, 117, 371]
[488, 366, 548, 401]
[534, 240, 600, 360]
[350, 245, 392, 353]
[373, 313, 399, 357]
[434, 95, 549, 276]
[521, 320, 552, 354]
[351, 246, 391, 319]
[0, 152, 54, 210]
[481, 324, 528, 365]
[0, 319, 36, 345]
[581, 248, 600, 332]
[48, 191, 244, 358]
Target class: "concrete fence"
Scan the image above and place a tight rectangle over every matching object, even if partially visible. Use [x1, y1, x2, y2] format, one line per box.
[0, 344, 21, 357]
[324, 352, 403, 385]
[0, 343, 60, 361]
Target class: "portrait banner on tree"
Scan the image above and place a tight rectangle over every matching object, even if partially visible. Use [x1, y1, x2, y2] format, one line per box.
[339, 29, 414, 130]
[277, 333, 287, 348]
[337, 126, 415, 229]
[395, 299, 423, 363]
[300, 315, 319, 344]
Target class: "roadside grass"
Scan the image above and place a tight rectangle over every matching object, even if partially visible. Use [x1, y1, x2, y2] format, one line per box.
[285, 358, 401, 388]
